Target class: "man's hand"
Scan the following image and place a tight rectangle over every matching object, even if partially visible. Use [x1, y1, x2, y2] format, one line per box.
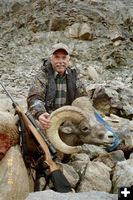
[38, 112, 51, 129]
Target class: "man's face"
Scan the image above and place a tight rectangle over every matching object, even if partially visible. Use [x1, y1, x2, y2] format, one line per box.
[50, 49, 70, 75]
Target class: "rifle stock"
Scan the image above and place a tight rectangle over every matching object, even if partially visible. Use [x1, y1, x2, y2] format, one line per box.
[17, 106, 58, 172]
[0, 81, 73, 192]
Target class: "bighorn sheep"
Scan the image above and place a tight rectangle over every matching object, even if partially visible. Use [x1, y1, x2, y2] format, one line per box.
[46, 97, 114, 154]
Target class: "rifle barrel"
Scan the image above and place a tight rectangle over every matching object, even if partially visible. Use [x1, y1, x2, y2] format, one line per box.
[0, 81, 17, 107]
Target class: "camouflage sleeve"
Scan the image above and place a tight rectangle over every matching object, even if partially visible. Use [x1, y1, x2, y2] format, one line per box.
[27, 72, 47, 119]
[76, 68, 88, 97]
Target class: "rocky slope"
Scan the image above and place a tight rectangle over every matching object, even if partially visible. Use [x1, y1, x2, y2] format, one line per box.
[0, 1, 133, 200]
[0, 0, 133, 99]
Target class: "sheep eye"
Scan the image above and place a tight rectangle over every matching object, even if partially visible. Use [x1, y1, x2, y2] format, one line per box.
[80, 126, 91, 135]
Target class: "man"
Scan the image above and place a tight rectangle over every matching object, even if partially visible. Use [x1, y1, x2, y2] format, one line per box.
[27, 43, 90, 191]
[27, 42, 120, 191]
[27, 43, 87, 129]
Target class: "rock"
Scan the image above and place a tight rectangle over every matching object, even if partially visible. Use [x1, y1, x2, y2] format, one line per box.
[109, 25, 125, 42]
[0, 97, 14, 113]
[25, 189, 118, 200]
[0, 93, 27, 113]
[78, 144, 106, 160]
[94, 150, 125, 169]
[87, 65, 99, 81]
[77, 161, 111, 192]
[65, 23, 80, 39]
[60, 163, 80, 188]
[71, 160, 89, 177]
[11, 2, 23, 14]
[103, 114, 132, 132]
[70, 153, 90, 176]
[71, 152, 90, 162]
[130, 153, 133, 159]
[49, 14, 69, 31]
[91, 82, 133, 118]
[0, 145, 30, 200]
[112, 159, 133, 193]
[65, 23, 93, 40]
[79, 23, 93, 40]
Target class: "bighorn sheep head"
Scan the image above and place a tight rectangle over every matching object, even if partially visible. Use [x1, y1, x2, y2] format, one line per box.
[46, 106, 87, 154]
[46, 97, 114, 154]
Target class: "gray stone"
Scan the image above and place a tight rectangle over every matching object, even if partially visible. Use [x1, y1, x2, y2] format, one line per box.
[0, 146, 30, 200]
[77, 161, 111, 192]
[112, 159, 133, 193]
[25, 189, 118, 200]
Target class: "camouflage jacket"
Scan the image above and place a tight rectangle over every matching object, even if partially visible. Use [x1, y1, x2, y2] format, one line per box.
[27, 59, 87, 119]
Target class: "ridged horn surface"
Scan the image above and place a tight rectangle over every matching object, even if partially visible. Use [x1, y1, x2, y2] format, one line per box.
[46, 106, 86, 154]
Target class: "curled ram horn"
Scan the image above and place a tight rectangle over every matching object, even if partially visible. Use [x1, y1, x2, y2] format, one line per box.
[45, 106, 87, 154]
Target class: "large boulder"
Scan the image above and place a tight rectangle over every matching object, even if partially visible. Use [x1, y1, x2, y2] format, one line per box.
[0, 145, 31, 200]
[25, 189, 118, 200]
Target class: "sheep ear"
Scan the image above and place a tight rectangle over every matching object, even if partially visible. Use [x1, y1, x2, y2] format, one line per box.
[46, 106, 87, 154]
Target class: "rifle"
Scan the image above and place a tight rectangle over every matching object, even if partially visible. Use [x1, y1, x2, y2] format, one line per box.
[0, 81, 73, 193]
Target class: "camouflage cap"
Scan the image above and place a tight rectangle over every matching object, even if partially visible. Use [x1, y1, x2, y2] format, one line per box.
[51, 43, 69, 55]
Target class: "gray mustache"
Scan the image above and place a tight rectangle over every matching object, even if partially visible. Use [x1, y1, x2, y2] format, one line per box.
[57, 64, 66, 67]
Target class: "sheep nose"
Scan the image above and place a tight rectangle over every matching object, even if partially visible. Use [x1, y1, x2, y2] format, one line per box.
[97, 131, 105, 139]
